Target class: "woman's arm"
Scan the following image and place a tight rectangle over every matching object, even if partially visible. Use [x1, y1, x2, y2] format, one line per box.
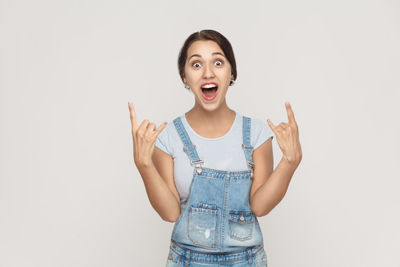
[250, 102, 302, 217]
[250, 138, 298, 217]
[135, 147, 181, 223]
[128, 102, 180, 223]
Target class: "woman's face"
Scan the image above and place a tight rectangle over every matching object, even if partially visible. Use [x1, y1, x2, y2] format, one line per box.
[183, 40, 232, 110]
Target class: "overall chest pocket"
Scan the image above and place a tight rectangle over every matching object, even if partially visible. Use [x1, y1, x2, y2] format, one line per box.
[228, 210, 255, 241]
[187, 202, 219, 249]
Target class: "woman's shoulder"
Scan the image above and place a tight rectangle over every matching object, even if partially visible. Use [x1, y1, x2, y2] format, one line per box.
[155, 116, 181, 157]
[157, 113, 188, 140]
[158, 116, 178, 136]
[237, 111, 267, 127]
[238, 112, 274, 148]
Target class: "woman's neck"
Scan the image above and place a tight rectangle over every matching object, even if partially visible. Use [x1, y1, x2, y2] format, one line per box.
[185, 104, 236, 138]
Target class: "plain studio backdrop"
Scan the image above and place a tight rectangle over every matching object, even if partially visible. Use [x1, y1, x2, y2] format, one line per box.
[0, 0, 399, 266]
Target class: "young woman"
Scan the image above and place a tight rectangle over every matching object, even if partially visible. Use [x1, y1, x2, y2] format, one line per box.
[128, 29, 302, 267]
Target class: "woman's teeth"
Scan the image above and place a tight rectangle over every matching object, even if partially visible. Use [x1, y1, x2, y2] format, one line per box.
[201, 84, 217, 89]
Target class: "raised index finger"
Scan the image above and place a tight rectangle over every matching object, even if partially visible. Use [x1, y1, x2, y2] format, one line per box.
[285, 101, 298, 127]
[128, 102, 139, 131]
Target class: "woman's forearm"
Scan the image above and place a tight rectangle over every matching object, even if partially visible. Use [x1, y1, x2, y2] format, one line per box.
[250, 157, 298, 217]
[137, 162, 180, 222]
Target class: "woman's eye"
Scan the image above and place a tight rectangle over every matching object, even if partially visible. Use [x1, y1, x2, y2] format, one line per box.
[192, 60, 223, 68]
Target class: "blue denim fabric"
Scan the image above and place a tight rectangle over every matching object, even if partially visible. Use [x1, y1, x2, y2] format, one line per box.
[166, 240, 268, 266]
[166, 116, 268, 266]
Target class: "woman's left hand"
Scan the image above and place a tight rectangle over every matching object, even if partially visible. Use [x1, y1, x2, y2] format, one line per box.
[267, 101, 302, 167]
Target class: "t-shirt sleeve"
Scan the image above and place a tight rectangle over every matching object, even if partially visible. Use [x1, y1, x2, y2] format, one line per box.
[251, 118, 274, 150]
[155, 123, 174, 156]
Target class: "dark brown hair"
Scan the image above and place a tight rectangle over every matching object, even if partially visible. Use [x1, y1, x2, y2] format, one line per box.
[178, 29, 237, 86]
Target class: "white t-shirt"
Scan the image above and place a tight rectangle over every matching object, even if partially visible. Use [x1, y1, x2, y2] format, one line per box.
[155, 110, 274, 205]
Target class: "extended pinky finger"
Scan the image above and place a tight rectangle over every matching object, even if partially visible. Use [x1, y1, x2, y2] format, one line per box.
[267, 119, 278, 136]
[154, 122, 167, 136]
[267, 119, 275, 129]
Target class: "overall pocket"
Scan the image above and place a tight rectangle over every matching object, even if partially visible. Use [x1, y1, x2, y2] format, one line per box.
[187, 202, 219, 249]
[228, 210, 254, 241]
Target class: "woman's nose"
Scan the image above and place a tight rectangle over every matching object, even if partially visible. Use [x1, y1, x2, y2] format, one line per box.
[202, 63, 215, 78]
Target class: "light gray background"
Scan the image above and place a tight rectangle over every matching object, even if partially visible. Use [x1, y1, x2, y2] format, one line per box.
[1, 0, 399, 266]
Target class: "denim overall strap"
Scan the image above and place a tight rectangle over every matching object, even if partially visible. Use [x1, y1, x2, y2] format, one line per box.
[173, 117, 204, 174]
[242, 116, 255, 178]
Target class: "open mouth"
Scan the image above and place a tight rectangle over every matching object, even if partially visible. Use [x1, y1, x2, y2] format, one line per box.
[201, 84, 218, 101]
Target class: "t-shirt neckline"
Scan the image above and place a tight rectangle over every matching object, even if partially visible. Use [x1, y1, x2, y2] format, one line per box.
[182, 110, 239, 141]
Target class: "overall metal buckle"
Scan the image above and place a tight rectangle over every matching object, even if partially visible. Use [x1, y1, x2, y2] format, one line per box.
[183, 145, 204, 175]
[190, 159, 204, 174]
[242, 143, 255, 178]
[247, 161, 254, 178]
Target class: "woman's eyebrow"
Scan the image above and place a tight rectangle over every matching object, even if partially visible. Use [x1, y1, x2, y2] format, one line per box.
[188, 52, 226, 61]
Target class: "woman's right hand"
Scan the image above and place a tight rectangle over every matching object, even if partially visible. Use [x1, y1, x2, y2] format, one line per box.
[128, 102, 167, 168]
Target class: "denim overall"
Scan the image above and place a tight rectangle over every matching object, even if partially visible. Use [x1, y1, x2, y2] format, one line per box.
[165, 116, 268, 266]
